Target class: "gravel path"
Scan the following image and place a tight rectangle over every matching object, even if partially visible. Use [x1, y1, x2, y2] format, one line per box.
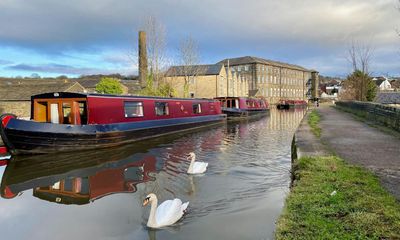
[318, 106, 400, 200]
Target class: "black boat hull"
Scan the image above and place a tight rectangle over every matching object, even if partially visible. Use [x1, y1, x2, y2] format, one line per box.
[1, 115, 226, 155]
[222, 108, 269, 119]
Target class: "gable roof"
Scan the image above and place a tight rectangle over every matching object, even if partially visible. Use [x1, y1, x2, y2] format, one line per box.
[374, 79, 388, 86]
[165, 64, 224, 77]
[0, 81, 85, 101]
[375, 92, 400, 104]
[217, 56, 310, 72]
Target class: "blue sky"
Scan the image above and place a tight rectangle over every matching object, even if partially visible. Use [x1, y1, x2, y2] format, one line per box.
[0, 0, 399, 78]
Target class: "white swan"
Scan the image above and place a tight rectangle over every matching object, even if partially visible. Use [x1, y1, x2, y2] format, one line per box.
[187, 152, 208, 174]
[143, 193, 189, 228]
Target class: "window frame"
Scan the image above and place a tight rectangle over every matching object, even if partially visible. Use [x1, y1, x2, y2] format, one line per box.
[155, 102, 169, 116]
[124, 101, 144, 118]
[192, 103, 202, 114]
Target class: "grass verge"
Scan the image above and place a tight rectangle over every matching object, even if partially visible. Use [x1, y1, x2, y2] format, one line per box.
[275, 156, 400, 239]
[308, 110, 321, 138]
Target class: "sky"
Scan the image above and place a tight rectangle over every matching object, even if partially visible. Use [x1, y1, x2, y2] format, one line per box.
[0, 0, 399, 78]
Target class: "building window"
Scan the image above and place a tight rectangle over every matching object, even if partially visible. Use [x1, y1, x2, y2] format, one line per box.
[190, 92, 195, 98]
[244, 65, 249, 71]
[192, 103, 202, 114]
[155, 102, 169, 116]
[237, 66, 241, 72]
[124, 101, 143, 117]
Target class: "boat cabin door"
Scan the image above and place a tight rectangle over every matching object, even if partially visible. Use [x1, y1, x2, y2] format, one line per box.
[33, 98, 87, 125]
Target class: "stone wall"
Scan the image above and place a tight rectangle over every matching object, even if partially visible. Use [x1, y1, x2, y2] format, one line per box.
[0, 101, 31, 118]
[336, 101, 400, 132]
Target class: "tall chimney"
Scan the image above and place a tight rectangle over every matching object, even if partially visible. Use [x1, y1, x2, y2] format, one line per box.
[138, 31, 148, 88]
[311, 70, 319, 100]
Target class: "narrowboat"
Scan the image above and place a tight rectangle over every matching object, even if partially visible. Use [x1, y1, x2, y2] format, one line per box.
[276, 99, 307, 109]
[214, 97, 269, 119]
[0, 92, 226, 155]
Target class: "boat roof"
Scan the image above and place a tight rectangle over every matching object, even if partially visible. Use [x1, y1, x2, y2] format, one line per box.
[31, 92, 218, 102]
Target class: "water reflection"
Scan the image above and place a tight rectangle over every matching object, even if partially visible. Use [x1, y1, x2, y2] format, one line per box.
[0, 109, 306, 240]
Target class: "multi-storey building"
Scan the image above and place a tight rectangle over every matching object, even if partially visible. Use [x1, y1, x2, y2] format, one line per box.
[218, 56, 316, 104]
[164, 64, 249, 98]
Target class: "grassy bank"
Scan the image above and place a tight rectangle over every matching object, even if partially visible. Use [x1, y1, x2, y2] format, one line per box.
[275, 156, 400, 239]
[308, 110, 321, 137]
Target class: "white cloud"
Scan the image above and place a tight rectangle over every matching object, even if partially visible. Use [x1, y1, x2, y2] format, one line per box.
[0, 0, 399, 76]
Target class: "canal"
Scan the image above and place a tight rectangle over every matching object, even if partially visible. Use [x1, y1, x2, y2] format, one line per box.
[0, 108, 306, 240]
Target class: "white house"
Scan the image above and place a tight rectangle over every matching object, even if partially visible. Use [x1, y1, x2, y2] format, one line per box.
[373, 77, 392, 91]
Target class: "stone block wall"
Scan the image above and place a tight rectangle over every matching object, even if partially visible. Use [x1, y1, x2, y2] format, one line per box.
[336, 101, 400, 132]
[0, 101, 31, 118]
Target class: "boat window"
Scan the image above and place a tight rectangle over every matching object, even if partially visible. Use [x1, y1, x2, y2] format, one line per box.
[155, 102, 169, 116]
[62, 103, 72, 124]
[231, 99, 237, 108]
[78, 101, 87, 124]
[192, 103, 202, 114]
[124, 101, 144, 117]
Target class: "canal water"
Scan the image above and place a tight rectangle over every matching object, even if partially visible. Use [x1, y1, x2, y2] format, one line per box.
[0, 108, 305, 240]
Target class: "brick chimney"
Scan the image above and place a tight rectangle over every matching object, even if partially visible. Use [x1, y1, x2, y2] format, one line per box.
[138, 31, 148, 88]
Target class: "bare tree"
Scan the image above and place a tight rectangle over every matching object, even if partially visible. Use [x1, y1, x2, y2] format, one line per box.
[128, 16, 168, 88]
[346, 39, 373, 74]
[144, 16, 168, 86]
[344, 39, 375, 101]
[177, 36, 201, 97]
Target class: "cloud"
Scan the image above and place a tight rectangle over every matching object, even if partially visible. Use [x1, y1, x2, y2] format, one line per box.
[0, 0, 399, 75]
[6, 63, 123, 76]
[0, 59, 13, 65]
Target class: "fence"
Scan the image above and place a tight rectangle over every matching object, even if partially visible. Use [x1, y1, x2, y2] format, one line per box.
[336, 101, 400, 132]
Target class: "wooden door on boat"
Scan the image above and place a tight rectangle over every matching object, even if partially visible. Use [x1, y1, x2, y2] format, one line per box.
[33, 98, 87, 125]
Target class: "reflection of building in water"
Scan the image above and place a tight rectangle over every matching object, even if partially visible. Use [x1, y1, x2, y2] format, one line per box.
[266, 108, 306, 130]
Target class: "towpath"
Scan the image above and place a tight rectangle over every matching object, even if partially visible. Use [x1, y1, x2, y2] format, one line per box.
[317, 106, 400, 200]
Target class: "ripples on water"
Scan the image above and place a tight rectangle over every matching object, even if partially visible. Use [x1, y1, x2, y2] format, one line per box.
[0, 108, 305, 240]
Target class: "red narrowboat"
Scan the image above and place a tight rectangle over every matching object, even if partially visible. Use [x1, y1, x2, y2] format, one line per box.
[276, 99, 307, 110]
[0, 92, 226, 155]
[214, 97, 269, 119]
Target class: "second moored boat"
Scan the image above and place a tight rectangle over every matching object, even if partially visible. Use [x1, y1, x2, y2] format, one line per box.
[214, 97, 269, 119]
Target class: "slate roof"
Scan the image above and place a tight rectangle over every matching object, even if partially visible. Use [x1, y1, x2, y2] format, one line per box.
[165, 64, 223, 77]
[374, 79, 385, 86]
[120, 80, 142, 94]
[217, 56, 311, 72]
[75, 79, 100, 89]
[0, 80, 84, 101]
[375, 92, 400, 104]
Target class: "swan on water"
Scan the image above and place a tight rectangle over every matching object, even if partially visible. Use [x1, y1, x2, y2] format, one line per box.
[187, 152, 208, 174]
[143, 193, 189, 228]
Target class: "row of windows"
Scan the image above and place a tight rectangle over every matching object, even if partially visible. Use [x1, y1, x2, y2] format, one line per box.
[230, 64, 309, 78]
[256, 75, 305, 85]
[257, 88, 304, 97]
[231, 65, 250, 72]
[124, 101, 203, 117]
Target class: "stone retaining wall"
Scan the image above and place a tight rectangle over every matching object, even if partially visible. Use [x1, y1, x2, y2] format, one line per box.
[0, 101, 31, 118]
[336, 101, 400, 132]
